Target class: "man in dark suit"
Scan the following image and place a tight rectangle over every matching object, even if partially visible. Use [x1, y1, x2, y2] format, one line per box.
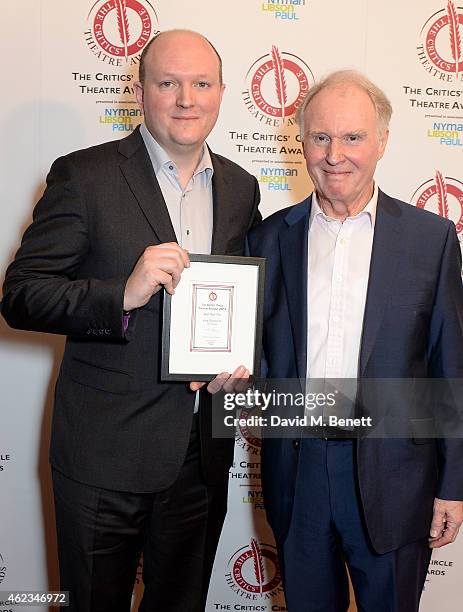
[1, 30, 260, 611]
[247, 70, 463, 611]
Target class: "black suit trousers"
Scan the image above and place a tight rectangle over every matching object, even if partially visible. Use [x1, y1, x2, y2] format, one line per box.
[52, 416, 228, 612]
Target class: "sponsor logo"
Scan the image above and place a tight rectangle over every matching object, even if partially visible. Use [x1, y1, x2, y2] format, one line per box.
[99, 106, 142, 131]
[427, 119, 463, 145]
[84, 0, 160, 65]
[258, 165, 298, 190]
[242, 46, 314, 127]
[225, 539, 283, 599]
[417, 1, 463, 82]
[411, 171, 463, 239]
[261, 0, 307, 22]
[242, 488, 265, 510]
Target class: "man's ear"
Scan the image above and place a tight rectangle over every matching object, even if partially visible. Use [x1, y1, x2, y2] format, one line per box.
[133, 81, 144, 108]
[377, 128, 389, 161]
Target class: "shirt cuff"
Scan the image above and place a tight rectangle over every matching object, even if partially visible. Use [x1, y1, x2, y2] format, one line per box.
[123, 312, 131, 333]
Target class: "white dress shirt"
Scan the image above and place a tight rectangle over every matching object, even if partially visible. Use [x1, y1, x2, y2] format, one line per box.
[140, 123, 214, 411]
[306, 186, 378, 381]
[140, 122, 213, 255]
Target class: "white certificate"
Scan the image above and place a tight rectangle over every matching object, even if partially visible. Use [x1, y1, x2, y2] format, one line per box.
[190, 284, 234, 352]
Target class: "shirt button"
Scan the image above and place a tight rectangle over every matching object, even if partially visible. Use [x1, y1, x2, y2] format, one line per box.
[340, 238, 347, 245]
[336, 275, 343, 282]
[332, 315, 341, 323]
[168, 165, 174, 171]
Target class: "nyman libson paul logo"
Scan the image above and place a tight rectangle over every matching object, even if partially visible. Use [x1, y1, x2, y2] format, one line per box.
[226, 539, 282, 598]
[411, 171, 463, 236]
[242, 46, 314, 126]
[418, 1, 463, 81]
[85, 0, 159, 65]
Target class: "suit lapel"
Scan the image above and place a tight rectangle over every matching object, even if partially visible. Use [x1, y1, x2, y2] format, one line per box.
[279, 198, 311, 379]
[118, 128, 177, 244]
[359, 191, 404, 374]
[210, 152, 232, 255]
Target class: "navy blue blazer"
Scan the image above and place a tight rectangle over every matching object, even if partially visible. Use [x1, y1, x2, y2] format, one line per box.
[248, 190, 463, 554]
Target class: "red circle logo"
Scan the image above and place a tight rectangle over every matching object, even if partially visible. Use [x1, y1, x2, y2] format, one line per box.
[419, 2, 463, 79]
[227, 540, 281, 596]
[236, 407, 262, 449]
[411, 171, 463, 234]
[86, 0, 159, 63]
[243, 46, 314, 126]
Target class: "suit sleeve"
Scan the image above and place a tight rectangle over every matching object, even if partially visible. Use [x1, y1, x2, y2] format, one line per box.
[248, 177, 262, 231]
[1, 155, 127, 339]
[428, 223, 463, 499]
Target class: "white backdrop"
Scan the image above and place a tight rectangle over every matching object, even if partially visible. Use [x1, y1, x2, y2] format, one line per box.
[1, 1, 463, 610]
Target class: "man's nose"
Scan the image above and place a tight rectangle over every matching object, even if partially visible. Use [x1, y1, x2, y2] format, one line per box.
[177, 84, 194, 108]
[326, 138, 344, 164]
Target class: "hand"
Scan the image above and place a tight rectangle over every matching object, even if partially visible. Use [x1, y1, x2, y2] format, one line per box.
[429, 498, 463, 548]
[190, 365, 250, 394]
[124, 243, 189, 311]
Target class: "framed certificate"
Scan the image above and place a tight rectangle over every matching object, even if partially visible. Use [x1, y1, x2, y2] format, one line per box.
[161, 254, 265, 381]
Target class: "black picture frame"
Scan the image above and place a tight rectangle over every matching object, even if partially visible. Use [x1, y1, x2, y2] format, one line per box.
[161, 254, 265, 381]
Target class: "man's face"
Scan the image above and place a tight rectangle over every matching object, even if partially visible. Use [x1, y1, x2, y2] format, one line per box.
[134, 32, 224, 158]
[302, 84, 388, 210]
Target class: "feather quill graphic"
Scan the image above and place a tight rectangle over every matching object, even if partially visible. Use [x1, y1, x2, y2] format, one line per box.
[251, 539, 265, 595]
[116, 0, 130, 62]
[447, 1, 461, 77]
[271, 45, 288, 121]
[435, 170, 450, 218]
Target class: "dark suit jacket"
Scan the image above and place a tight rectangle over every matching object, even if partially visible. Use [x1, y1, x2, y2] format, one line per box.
[247, 190, 463, 554]
[1, 126, 261, 493]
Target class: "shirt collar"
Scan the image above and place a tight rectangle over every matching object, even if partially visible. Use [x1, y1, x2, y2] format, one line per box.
[310, 183, 378, 229]
[140, 122, 214, 184]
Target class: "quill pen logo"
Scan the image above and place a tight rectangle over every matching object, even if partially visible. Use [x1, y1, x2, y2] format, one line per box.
[242, 47, 314, 127]
[85, 0, 159, 65]
[225, 540, 282, 598]
[411, 172, 463, 236]
[418, 2, 463, 81]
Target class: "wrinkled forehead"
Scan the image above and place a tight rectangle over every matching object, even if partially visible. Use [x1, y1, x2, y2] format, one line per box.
[304, 84, 379, 132]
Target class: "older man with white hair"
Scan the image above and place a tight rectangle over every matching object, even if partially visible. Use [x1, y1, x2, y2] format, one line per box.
[248, 70, 463, 611]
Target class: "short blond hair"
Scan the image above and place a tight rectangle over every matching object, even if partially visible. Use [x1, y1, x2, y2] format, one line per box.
[296, 69, 392, 139]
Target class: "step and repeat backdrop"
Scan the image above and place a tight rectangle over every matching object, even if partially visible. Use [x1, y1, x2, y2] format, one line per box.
[1, 1, 463, 610]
